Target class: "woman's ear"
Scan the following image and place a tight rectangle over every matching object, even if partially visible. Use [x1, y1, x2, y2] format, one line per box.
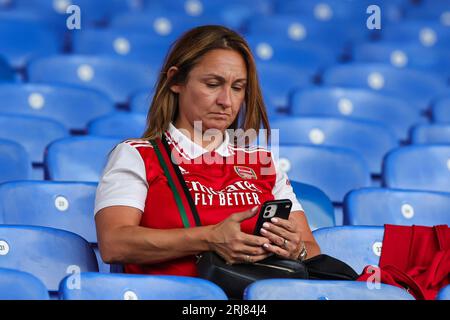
[167, 66, 181, 93]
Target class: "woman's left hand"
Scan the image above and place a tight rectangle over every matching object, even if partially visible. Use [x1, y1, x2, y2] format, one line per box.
[260, 216, 303, 260]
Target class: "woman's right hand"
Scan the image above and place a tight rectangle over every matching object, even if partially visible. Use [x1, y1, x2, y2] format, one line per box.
[207, 206, 272, 265]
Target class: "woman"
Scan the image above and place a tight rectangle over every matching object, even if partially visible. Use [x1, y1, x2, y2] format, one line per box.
[95, 25, 321, 277]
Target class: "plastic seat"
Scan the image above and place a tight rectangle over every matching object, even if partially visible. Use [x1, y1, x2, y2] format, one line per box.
[87, 112, 147, 139]
[381, 21, 450, 49]
[0, 19, 59, 69]
[322, 63, 448, 111]
[436, 285, 450, 300]
[405, 0, 450, 24]
[27, 55, 156, 105]
[0, 181, 97, 242]
[432, 95, 450, 123]
[129, 88, 154, 114]
[344, 187, 450, 226]
[259, 64, 315, 108]
[244, 279, 414, 300]
[290, 181, 335, 230]
[72, 29, 171, 69]
[410, 124, 450, 144]
[0, 139, 32, 183]
[274, 145, 371, 203]
[352, 42, 450, 76]
[45, 136, 121, 182]
[0, 268, 50, 300]
[0, 114, 68, 163]
[290, 87, 423, 141]
[0, 83, 114, 131]
[312, 226, 384, 273]
[272, 117, 398, 174]
[0, 225, 98, 293]
[382, 145, 450, 193]
[59, 273, 227, 300]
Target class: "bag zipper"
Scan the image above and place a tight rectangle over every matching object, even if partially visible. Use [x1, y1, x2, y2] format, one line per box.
[253, 262, 296, 273]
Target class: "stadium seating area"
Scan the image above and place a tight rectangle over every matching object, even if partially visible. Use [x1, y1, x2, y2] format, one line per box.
[0, 0, 449, 300]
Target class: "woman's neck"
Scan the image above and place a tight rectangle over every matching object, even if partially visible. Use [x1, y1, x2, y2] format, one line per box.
[173, 119, 225, 151]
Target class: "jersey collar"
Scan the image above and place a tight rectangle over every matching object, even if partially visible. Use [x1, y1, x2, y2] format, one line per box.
[165, 122, 232, 159]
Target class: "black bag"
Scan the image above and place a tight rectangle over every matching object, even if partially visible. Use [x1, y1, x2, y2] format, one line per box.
[153, 136, 358, 299]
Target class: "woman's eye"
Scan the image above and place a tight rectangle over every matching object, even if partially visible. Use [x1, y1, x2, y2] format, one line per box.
[232, 86, 244, 92]
[206, 83, 219, 88]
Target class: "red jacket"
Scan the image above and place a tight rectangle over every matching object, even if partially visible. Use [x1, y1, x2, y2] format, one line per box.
[358, 224, 450, 300]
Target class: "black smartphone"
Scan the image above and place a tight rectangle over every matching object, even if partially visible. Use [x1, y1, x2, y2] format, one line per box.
[253, 199, 292, 235]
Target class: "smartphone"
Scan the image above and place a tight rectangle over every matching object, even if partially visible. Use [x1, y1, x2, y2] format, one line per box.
[253, 199, 292, 235]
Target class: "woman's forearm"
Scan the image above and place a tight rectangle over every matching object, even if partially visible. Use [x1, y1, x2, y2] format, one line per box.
[99, 224, 214, 265]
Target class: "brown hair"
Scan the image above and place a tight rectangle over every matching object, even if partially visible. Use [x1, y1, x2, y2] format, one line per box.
[141, 25, 270, 143]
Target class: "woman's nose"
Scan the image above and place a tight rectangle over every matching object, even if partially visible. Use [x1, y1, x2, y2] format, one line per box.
[216, 86, 232, 109]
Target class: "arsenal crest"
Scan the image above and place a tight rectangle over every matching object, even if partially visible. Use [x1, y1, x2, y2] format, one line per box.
[234, 166, 257, 179]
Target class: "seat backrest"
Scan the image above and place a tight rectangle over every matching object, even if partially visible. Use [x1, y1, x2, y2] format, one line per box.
[312, 226, 384, 273]
[0, 267, 50, 300]
[244, 279, 414, 300]
[290, 181, 335, 230]
[0, 225, 98, 292]
[432, 96, 450, 123]
[274, 145, 371, 203]
[272, 117, 398, 174]
[410, 124, 450, 144]
[87, 112, 147, 139]
[45, 136, 120, 182]
[129, 88, 154, 114]
[0, 139, 32, 183]
[0, 55, 14, 81]
[59, 273, 227, 300]
[290, 87, 422, 141]
[0, 181, 97, 243]
[382, 145, 450, 193]
[0, 114, 68, 163]
[27, 55, 156, 104]
[322, 63, 447, 111]
[0, 83, 114, 131]
[344, 187, 450, 226]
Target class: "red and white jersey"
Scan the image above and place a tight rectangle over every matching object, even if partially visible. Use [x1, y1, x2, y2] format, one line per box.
[95, 123, 303, 276]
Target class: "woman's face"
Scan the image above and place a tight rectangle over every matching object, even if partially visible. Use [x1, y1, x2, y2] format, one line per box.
[171, 49, 247, 133]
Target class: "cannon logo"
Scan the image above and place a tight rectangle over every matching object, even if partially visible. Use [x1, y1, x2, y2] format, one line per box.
[234, 166, 257, 180]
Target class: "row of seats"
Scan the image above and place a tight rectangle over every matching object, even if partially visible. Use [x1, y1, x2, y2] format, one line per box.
[2, 134, 450, 201]
[1, 224, 449, 299]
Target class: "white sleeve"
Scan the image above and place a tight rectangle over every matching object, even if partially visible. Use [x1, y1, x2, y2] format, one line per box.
[271, 157, 304, 212]
[94, 142, 148, 215]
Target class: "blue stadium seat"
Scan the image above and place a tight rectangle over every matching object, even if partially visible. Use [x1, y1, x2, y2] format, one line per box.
[405, 0, 450, 24]
[244, 279, 414, 300]
[290, 87, 423, 141]
[322, 63, 448, 112]
[0, 114, 68, 163]
[45, 136, 121, 182]
[291, 181, 335, 230]
[27, 55, 156, 105]
[0, 139, 32, 183]
[258, 64, 315, 109]
[0, 268, 50, 300]
[59, 273, 228, 300]
[274, 145, 371, 203]
[436, 285, 450, 300]
[0, 225, 98, 294]
[432, 95, 450, 123]
[382, 145, 450, 193]
[313, 226, 384, 273]
[0, 18, 60, 69]
[87, 112, 147, 139]
[129, 88, 154, 113]
[272, 117, 398, 174]
[381, 21, 450, 49]
[343, 188, 450, 226]
[245, 15, 348, 54]
[72, 29, 171, 69]
[352, 42, 450, 77]
[0, 83, 114, 131]
[410, 124, 450, 144]
[0, 55, 14, 81]
[0, 181, 97, 243]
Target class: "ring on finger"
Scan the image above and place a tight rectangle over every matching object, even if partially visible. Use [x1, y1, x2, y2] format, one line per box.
[245, 255, 251, 263]
[282, 238, 288, 249]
